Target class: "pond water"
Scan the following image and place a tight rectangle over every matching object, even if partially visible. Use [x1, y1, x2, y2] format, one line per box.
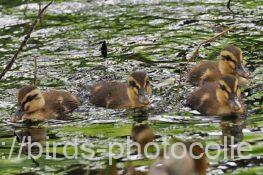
[0, 0, 262, 174]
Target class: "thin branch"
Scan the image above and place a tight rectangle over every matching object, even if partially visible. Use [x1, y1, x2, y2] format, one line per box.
[188, 26, 236, 61]
[33, 57, 38, 86]
[227, 0, 235, 14]
[0, 0, 54, 80]
[38, 2, 43, 25]
[23, 0, 29, 17]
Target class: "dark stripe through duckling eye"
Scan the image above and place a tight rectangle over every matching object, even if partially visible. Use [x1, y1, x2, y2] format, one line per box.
[146, 80, 149, 86]
[129, 80, 139, 89]
[223, 55, 236, 63]
[26, 94, 38, 102]
[220, 84, 230, 94]
[21, 94, 38, 111]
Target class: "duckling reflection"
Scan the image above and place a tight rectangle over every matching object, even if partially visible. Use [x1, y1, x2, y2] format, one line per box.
[188, 45, 250, 86]
[89, 71, 152, 109]
[131, 112, 154, 154]
[220, 117, 246, 146]
[148, 141, 208, 175]
[14, 125, 47, 155]
[15, 126, 47, 143]
[12, 85, 79, 122]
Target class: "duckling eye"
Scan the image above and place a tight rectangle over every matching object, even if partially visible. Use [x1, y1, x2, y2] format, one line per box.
[26, 94, 38, 102]
[223, 55, 236, 63]
[146, 80, 150, 86]
[220, 84, 227, 92]
[129, 81, 137, 88]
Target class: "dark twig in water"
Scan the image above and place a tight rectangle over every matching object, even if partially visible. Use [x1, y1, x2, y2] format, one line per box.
[33, 57, 38, 86]
[23, 0, 29, 17]
[0, 0, 54, 80]
[100, 40, 108, 58]
[38, 2, 43, 25]
[188, 26, 236, 61]
[226, 0, 235, 14]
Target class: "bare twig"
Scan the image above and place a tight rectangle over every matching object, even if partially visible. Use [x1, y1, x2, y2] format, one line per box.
[227, 0, 235, 14]
[188, 26, 236, 61]
[33, 57, 38, 86]
[38, 2, 42, 14]
[23, 0, 29, 17]
[38, 2, 43, 25]
[0, 0, 54, 80]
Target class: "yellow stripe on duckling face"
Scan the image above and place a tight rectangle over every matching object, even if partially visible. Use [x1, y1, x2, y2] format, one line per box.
[127, 76, 141, 106]
[221, 50, 238, 62]
[216, 78, 236, 105]
[219, 80, 232, 94]
[219, 51, 236, 75]
[144, 76, 152, 96]
[239, 50, 243, 61]
[127, 74, 152, 107]
[21, 89, 41, 104]
[128, 76, 141, 94]
[21, 88, 45, 113]
[216, 88, 229, 105]
[144, 76, 149, 88]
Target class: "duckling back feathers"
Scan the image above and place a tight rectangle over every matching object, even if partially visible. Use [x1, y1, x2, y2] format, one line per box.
[188, 61, 221, 85]
[89, 81, 129, 109]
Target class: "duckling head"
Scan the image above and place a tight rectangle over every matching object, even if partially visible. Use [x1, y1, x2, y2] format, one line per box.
[216, 75, 243, 113]
[127, 71, 152, 107]
[219, 45, 250, 78]
[18, 86, 45, 114]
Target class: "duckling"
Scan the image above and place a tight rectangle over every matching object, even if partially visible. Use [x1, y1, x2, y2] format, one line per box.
[186, 75, 244, 116]
[12, 85, 79, 122]
[188, 45, 250, 86]
[89, 71, 152, 109]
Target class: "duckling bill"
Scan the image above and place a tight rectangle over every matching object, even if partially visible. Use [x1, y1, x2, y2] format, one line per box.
[89, 71, 152, 109]
[12, 86, 79, 122]
[188, 45, 250, 86]
[187, 75, 244, 116]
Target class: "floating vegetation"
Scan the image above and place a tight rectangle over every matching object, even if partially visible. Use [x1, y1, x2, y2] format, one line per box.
[0, 0, 262, 174]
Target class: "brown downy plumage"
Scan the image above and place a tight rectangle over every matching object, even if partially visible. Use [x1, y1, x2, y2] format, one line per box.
[132, 123, 154, 154]
[187, 75, 244, 116]
[12, 85, 79, 122]
[148, 142, 208, 175]
[89, 71, 152, 109]
[188, 45, 250, 86]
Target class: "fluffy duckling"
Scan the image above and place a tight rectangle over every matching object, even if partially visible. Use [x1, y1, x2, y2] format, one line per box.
[187, 75, 244, 116]
[188, 45, 250, 86]
[89, 71, 152, 109]
[12, 86, 79, 122]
